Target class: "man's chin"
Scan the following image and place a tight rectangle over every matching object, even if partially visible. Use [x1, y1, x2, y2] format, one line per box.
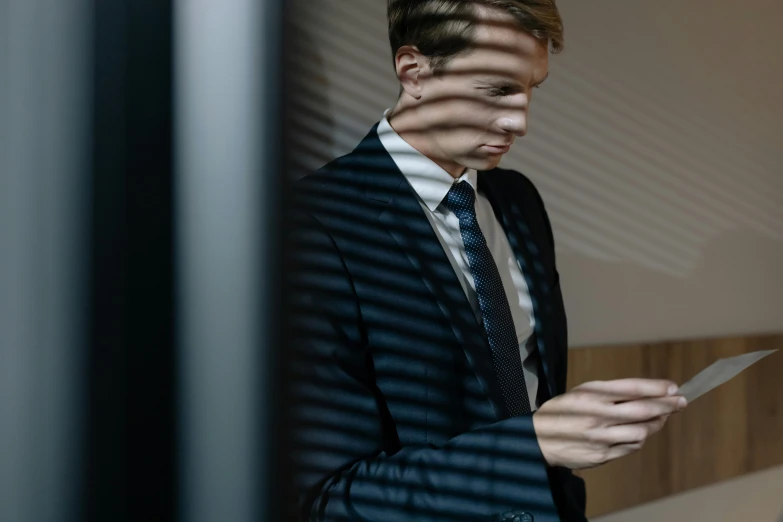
[462, 155, 503, 172]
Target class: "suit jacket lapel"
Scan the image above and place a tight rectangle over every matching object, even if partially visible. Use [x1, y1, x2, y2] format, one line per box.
[354, 127, 510, 420]
[479, 172, 558, 400]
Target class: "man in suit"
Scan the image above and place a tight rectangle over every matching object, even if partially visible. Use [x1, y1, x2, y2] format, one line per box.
[287, 1, 688, 520]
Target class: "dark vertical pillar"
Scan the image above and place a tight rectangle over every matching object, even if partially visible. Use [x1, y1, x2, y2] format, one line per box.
[86, 0, 176, 520]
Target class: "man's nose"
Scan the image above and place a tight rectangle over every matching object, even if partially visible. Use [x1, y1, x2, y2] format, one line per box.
[497, 111, 527, 137]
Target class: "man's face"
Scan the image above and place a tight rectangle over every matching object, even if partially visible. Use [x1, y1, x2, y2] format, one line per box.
[413, 10, 549, 173]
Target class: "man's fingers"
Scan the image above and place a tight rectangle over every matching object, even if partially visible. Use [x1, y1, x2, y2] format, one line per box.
[600, 417, 667, 445]
[604, 396, 685, 424]
[602, 416, 668, 461]
[574, 378, 679, 403]
[605, 441, 644, 462]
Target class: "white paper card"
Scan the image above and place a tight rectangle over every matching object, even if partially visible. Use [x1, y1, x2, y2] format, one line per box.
[677, 349, 778, 403]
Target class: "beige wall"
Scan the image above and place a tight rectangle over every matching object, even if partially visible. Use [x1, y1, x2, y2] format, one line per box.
[543, 0, 783, 347]
[291, 0, 783, 348]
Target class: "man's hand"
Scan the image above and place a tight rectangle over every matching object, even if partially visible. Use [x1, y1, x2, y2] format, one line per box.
[532, 379, 687, 470]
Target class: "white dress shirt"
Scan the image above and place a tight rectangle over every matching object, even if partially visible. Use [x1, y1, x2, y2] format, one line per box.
[377, 110, 540, 410]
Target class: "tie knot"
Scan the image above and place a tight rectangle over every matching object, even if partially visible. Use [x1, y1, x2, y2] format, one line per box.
[444, 180, 476, 214]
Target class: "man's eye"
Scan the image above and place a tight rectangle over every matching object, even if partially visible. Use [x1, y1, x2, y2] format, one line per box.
[489, 86, 513, 96]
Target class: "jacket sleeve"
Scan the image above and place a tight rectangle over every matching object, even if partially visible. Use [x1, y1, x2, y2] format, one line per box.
[287, 209, 561, 522]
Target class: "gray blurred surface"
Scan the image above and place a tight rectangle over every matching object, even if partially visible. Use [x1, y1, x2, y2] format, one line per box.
[0, 1, 91, 521]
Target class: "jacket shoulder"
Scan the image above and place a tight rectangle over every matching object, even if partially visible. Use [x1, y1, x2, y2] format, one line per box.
[489, 166, 540, 195]
[296, 153, 362, 192]
[292, 152, 366, 214]
[486, 167, 548, 213]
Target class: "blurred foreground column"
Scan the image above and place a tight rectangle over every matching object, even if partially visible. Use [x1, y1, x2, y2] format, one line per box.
[176, 0, 286, 521]
[0, 1, 91, 521]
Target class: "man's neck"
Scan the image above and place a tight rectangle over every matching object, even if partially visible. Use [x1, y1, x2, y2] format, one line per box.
[387, 104, 466, 180]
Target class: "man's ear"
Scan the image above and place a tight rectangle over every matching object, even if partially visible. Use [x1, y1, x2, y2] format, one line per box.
[395, 45, 429, 100]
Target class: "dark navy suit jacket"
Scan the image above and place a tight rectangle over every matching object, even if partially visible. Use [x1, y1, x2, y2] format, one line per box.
[288, 124, 588, 522]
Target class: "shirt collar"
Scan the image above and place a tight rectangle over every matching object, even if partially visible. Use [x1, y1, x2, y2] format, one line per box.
[377, 109, 478, 212]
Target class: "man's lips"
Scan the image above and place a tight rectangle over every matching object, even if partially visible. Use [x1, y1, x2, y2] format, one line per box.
[483, 144, 511, 154]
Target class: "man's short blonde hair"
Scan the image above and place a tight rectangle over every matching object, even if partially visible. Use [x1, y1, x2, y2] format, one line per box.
[388, 0, 564, 74]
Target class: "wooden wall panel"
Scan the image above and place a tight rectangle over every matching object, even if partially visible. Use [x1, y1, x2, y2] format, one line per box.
[567, 333, 783, 518]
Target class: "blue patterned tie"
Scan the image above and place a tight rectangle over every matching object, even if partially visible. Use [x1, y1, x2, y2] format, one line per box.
[444, 181, 531, 416]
